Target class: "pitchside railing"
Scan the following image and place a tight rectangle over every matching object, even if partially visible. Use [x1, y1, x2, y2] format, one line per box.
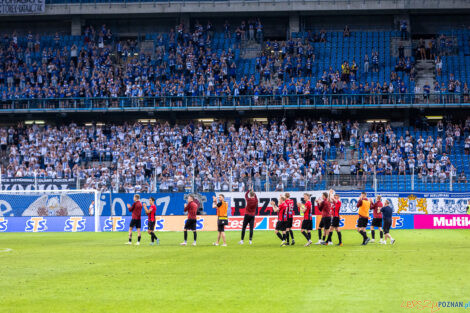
[74, 172, 467, 193]
[1, 93, 470, 113]
[1, 169, 467, 194]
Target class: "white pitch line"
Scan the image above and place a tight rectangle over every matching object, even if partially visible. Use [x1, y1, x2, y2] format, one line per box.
[0, 248, 12, 253]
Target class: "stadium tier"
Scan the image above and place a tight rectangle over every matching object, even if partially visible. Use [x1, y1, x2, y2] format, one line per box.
[1, 119, 469, 192]
[1, 23, 468, 109]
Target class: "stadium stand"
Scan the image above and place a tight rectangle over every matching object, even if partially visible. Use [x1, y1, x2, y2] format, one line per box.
[0, 23, 423, 105]
[2, 21, 470, 111]
[1, 119, 469, 192]
[433, 29, 470, 101]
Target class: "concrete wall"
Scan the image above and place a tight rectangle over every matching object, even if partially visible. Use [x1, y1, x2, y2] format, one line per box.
[35, 0, 470, 16]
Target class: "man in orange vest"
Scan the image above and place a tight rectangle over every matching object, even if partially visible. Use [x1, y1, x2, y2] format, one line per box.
[213, 194, 228, 246]
[356, 192, 371, 245]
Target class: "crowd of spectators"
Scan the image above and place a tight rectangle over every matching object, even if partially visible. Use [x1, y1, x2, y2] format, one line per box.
[1, 118, 469, 192]
[0, 21, 263, 103]
[2, 22, 469, 107]
[0, 25, 119, 101]
[251, 34, 418, 105]
[350, 119, 470, 186]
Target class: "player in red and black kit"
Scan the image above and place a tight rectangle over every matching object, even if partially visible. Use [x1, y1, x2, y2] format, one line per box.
[327, 193, 343, 246]
[126, 194, 143, 245]
[300, 193, 313, 246]
[239, 188, 258, 245]
[143, 197, 159, 245]
[271, 195, 288, 247]
[370, 195, 384, 244]
[284, 193, 295, 245]
[316, 192, 332, 245]
[181, 195, 199, 246]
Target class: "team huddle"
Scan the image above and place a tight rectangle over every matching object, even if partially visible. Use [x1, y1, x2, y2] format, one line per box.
[124, 189, 396, 247]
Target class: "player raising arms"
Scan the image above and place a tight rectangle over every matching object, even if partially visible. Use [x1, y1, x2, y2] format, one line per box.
[356, 192, 371, 245]
[126, 194, 143, 245]
[327, 193, 343, 246]
[240, 187, 258, 245]
[370, 195, 384, 244]
[271, 195, 288, 247]
[316, 192, 332, 245]
[143, 197, 159, 245]
[285, 193, 295, 245]
[299, 193, 313, 246]
[181, 195, 199, 246]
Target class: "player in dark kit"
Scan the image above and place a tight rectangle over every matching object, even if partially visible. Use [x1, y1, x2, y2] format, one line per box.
[143, 197, 159, 245]
[327, 193, 343, 246]
[370, 195, 384, 244]
[271, 195, 288, 247]
[126, 194, 143, 245]
[285, 193, 295, 245]
[317, 192, 332, 245]
[240, 188, 258, 245]
[181, 195, 199, 246]
[380, 200, 395, 244]
[300, 193, 313, 246]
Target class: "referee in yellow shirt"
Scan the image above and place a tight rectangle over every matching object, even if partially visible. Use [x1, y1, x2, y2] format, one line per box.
[213, 194, 228, 246]
[356, 192, 371, 245]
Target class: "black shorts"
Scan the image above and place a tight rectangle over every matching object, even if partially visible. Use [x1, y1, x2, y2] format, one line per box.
[331, 216, 340, 228]
[383, 219, 392, 234]
[217, 220, 225, 232]
[184, 218, 197, 231]
[357, 216, 369, 228]
[319, 217, 331, 229]
[286, 217, 293, 228]
[301, 220, 313, 230]
[148, 220, 156, 231]
[275, 221, 286, 231]
[129, 219, 141, 229]
[372, 218, 383, 228]
[243, 215, 255, 229]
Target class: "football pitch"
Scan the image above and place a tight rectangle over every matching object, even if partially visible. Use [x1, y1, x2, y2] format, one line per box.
[0, 230, 469, 313]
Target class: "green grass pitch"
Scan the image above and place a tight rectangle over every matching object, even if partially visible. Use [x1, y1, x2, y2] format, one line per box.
[0, 230, 469, 313]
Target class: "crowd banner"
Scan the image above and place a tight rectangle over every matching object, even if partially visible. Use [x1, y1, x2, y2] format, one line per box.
[1, 191, 469, 218]
[224, 191, 470, 215]
[0, 0, 45, 15]
[414, 215, 470, 229]
[0, 178, 77, 191]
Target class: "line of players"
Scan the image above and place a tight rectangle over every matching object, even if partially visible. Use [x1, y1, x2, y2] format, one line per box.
[124, 190, 395, 246]
[269, 190, 341, 247]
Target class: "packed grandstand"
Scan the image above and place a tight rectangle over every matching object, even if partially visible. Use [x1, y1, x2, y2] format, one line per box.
[1, 119, 469, 192]
[0, 11, 470, 194]
[0, 20, 470, 107]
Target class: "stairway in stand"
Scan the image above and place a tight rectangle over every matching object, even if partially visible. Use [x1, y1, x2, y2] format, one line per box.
[415, 59, 436, 94]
